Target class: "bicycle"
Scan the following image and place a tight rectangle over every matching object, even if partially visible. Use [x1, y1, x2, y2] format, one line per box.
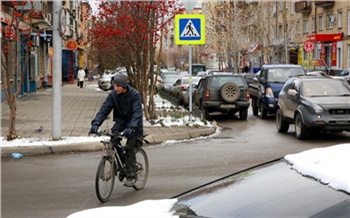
[92, 129, 149, 203]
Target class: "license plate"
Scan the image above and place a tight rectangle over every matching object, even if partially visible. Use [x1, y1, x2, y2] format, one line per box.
[220, 104, 236, 108]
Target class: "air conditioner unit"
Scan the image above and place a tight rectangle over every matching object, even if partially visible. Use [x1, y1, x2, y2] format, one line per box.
[47, 13, 52, 22]
[330, 15, 336, 23]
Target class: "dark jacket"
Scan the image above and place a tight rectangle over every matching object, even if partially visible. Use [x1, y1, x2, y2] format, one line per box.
[91, 85, 143, 133]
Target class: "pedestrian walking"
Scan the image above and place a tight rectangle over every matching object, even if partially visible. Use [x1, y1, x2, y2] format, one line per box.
[77, 67, 85, 88]
[90, 74, 143, 187]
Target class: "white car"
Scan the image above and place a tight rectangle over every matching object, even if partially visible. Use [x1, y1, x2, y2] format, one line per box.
[171, 76, 201, 105]
[98, 72, 119, 91]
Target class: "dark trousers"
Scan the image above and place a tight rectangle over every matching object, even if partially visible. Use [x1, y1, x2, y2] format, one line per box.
[79, 81, 84, 88]
[124, 129, 143, 178]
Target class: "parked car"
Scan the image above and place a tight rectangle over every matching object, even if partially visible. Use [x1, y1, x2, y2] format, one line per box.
[183, 83, 199, 108]
[171, 76, 201, 105]
[98, 72, 119, 91]
[339, 68, 350, 85]
[241, 72, 256, 85]
[194, 73, 250, 120]
[158, 74, 181, 95]
[276, 76, 350, 139]
[191, 63, 206, 76]
[71, 143, 350, 217]
[249, 64, 306, 119]
[159, 70, 177, 80]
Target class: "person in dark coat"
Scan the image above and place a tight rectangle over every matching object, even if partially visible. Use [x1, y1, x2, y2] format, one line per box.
[90, 74, 143, 187]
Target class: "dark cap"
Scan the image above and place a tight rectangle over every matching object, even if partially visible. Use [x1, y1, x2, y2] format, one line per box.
[113, 74, 128, 88]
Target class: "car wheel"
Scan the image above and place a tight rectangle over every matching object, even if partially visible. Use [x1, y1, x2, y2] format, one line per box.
[295, 113, 309, 140]
[252, 98, 258, 116]
[220, 82, 240, 103]
[260, 102, 267, 119]
[276, 109, 289, 133]
[239, 109, 248, 120]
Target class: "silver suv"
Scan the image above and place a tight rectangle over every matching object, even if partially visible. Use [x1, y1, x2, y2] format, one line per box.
[194, 73, 250, 120]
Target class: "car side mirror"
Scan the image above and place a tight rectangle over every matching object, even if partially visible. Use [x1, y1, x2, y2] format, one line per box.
[288, 89, 298, 97]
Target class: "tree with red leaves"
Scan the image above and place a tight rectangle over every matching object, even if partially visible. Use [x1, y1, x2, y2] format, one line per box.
[1, 1, 36, 140]
[88, 1, 183, 120]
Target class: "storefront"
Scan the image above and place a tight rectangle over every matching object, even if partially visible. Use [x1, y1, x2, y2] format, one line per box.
[304, 33, 343, 70]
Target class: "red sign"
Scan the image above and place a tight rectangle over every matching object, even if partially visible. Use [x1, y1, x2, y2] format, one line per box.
[304, 41, 314, 52]
[306, 33, 342, 42]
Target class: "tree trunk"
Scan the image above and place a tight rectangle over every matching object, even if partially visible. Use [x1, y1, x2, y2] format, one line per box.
[7, 95, 17, 140]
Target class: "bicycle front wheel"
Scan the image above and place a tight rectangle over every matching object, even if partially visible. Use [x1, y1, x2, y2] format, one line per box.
[95, 156, 115, 202]
[133, 148, 149, 190]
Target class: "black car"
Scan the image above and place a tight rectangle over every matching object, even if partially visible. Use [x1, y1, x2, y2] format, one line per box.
[68, 144, 350, 217]
[171, 145, 350, 217]
[276, 76, 350, 139]
[193, 73, 250, 120]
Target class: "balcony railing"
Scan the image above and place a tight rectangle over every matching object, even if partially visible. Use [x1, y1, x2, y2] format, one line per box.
[314, 1, 334, 8]
[294, 1, 311, 14]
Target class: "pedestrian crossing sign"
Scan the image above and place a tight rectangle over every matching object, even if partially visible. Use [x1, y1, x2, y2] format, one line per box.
[175, 14, 205, 45]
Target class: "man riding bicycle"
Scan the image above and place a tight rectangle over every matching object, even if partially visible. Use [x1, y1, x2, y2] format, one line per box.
[90, 74, 143, 187]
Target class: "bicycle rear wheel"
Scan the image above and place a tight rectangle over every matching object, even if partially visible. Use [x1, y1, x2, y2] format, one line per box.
[133, 149, 149, 190]
[95, 156, 115, 202]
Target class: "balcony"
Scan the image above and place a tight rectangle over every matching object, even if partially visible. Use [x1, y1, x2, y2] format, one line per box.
[314, 1, 334, 8]
[294, 1, 311, 14]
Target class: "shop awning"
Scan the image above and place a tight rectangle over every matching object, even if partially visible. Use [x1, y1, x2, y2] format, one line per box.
[306, 33, 343, 42]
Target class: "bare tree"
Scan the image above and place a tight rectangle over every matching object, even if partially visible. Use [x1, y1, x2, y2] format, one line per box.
[1, 1, 35, 140]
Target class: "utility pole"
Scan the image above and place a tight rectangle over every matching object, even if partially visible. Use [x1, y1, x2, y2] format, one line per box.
[52, 0, 62, 140]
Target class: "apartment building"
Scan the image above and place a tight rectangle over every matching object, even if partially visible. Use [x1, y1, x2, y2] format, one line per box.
[201, 0, 350, 72]
[1, 0, 89, 102]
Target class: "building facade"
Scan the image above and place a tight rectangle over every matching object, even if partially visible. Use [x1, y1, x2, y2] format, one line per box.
[1, 0, 89, 102]
[201, 0, 350, 73]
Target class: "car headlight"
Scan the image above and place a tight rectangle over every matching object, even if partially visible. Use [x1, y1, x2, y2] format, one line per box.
[313, 104, 323, 113]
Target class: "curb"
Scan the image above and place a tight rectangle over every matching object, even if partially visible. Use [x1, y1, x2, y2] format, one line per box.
[1, 127, 217, 157]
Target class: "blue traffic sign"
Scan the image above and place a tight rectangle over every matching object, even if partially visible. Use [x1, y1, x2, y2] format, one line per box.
[175, 14, 205, 45]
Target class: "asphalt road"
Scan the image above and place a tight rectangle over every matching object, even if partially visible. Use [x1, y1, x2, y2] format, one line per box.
[2, 112, 350, 218]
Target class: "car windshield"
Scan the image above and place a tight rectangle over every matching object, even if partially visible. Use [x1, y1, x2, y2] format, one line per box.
[267, 68, 305, 83]
[302, 80, 350, 96]
[209, 76, 245, 87]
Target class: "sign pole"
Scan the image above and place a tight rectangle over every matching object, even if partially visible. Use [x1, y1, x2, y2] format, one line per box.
[189, 45, 193, 122]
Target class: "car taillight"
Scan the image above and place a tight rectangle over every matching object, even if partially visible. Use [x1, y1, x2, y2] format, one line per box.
[246, 90, 250, 100]
[205, 90, 210, 100]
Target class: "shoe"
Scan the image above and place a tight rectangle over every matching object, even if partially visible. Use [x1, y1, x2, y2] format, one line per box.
[124, 177, 136, 187]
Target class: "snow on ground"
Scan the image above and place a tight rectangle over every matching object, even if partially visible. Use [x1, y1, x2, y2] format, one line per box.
[1, 94, 217, 147]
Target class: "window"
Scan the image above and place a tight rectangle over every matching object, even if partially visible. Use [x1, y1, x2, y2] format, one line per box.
[338, 11, 342, 28]
[312, 17, 315, 32]
[290, 0, 295, 15]
[303, 19, 309, 33]
[297, 21, 300, 36]
[327, 14, 334, 29]
[319, 15, 323, 31]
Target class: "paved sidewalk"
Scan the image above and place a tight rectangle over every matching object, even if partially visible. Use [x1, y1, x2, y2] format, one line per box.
[1, 80, 216, 157]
